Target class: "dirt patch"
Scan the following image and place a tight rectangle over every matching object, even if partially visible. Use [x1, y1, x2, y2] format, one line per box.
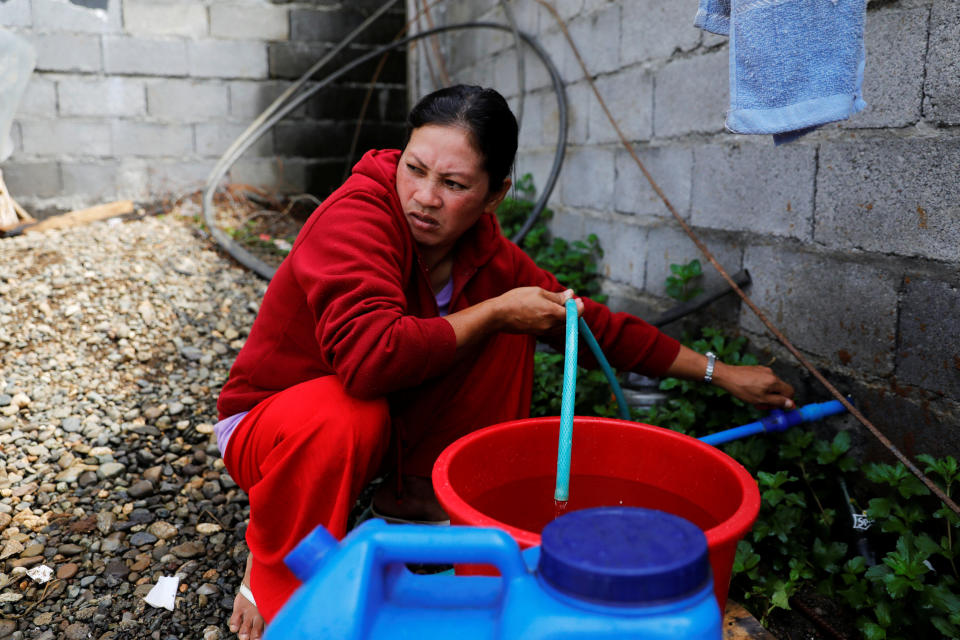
[167, 186, 316, 272]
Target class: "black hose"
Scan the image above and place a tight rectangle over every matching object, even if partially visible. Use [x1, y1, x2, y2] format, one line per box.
[652, 269, 752, 327]
[202, 20, 568, 281]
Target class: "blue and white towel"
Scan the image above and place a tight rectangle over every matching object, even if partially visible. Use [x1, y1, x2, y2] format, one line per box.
[695, 0, 867, 144]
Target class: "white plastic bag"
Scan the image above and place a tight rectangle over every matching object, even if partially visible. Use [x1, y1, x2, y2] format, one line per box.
[0, 29, 36, 162]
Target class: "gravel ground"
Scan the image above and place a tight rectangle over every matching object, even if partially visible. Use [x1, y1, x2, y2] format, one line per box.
[0, 208, 268, 639]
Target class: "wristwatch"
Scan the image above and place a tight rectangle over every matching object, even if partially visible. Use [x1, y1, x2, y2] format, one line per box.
[703, 351, 717, 384]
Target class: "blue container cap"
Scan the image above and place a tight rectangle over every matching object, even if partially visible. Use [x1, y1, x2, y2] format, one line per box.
[537, 507, 710, 604]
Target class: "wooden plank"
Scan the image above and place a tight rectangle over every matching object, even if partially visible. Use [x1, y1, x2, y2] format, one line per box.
[23, 200, 134, 234]
[0, 168, 32, 230]
[724, 600, 777, 640]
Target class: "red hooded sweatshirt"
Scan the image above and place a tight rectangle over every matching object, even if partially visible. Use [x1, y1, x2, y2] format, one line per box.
[218, 149, 680, 473]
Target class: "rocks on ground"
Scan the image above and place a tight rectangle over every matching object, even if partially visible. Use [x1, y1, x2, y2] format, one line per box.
[0, 212, 265, 638]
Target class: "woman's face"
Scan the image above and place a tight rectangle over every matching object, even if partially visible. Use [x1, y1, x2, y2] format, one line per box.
[396, 124, 508, 256]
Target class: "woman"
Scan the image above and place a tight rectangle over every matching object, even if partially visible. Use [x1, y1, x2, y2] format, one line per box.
[219, 85, 794, 639]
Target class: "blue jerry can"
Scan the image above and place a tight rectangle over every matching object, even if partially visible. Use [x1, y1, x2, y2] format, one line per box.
[265, 507, 722, 639]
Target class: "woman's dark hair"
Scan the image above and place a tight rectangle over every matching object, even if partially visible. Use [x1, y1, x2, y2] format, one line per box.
[406, 85, 519, 193]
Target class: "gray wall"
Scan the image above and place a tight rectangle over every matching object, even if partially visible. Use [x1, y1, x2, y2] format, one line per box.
[409, 0, 959, 459]
[1, 0, 407, 213]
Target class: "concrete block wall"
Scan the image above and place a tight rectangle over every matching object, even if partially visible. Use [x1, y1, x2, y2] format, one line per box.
[409, 0, 960, 459]
[2, 0, 406, 212]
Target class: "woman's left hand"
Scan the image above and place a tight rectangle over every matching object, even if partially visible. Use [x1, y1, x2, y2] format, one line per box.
[713, 362, 795, 410]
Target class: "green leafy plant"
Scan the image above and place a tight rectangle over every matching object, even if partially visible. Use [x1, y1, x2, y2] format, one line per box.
[497, 174, 606, 303]
[665, 258, 704, 302]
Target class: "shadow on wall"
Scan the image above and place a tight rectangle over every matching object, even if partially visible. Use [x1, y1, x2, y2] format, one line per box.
[62, 0, 109, 9]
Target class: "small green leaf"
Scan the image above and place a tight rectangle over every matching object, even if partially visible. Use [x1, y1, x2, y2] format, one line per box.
[874, 600, 892, 627]
[862, 622, 887, 640]
[769, 581, 793, 610]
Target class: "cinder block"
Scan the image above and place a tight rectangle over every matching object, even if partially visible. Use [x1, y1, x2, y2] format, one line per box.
[229, 156, 307, 193]
[493, 49, 526, 100]
[564, 4, 621, 78]
[229, 80, 293, 120]
[103, 37, 188, 76]
[740, 245, 898, 377]
[351, 122, 405, 156]
[147, 80, 229, 121]
[653, 50, 727, 138]
[504, 0, 538, 33]
[307, 85, 406, 122]
[148, 160, 216, 196]
[897, 278, 960, 397]
[30, 33, 102, 73]
[0, 0, 31, 27]
[513, 149, 557, 203]
[621, 0, 702, 65]
[446, 0, 498, 23]
[32, 0, 123, 33]
[58, 77, 146, 118]
[552, 0, 586, 21]
[61, 161, 120, 203]
[210, 2, 289, 41]
[112, 121, 193, 157]
[815, 137, 960, 262]
[852, 380, 960, 462]
[559, 145, 614, 210]
[582, 0, 612, 14]
[450, 61, 492, 93]
[517, 91, 545, 150]
[289, 7, 401, 44]
[589, 214, 649, 290]
[195, 122, 273, 157]
[545, 207, 588, 249]
[846, 9, 926, 128]
[116, 158, 149, 200]
[525, 29, 566, 91]
[643, 225, 743, 299]
[691, 143, 815, 239]
[188, 40, 269, 79]
[588, 65, 653, 144]
[702, 31, 728, 49]
[123, 1, 209, 38]
[1, 162, 61, 199]
[614, 146, 692, 220]
[925, 0, 960, 124]
[20, 119, 111, 156]
[446, 30, 481, 74]
[15, 77, 57, 118]
[273, 120, 350, 158]
[546, 81, 588, 146]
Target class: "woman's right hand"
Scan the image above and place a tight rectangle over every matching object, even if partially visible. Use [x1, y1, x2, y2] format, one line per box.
[445, 287, 582, 351]
[494, 287, 583, 334]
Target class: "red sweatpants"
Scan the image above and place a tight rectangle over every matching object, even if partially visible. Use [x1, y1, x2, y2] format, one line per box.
[223, 376, 391, 622]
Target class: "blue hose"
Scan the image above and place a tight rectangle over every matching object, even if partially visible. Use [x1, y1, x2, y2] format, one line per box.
[698, 400, 849, 446]
[554, 300, 579, 502]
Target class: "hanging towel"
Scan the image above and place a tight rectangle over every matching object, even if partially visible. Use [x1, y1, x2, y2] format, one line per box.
[695, 0, 867, 144]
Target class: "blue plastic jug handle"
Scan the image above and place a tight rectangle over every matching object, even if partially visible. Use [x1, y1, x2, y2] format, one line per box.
[367, 523, 528, 582]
